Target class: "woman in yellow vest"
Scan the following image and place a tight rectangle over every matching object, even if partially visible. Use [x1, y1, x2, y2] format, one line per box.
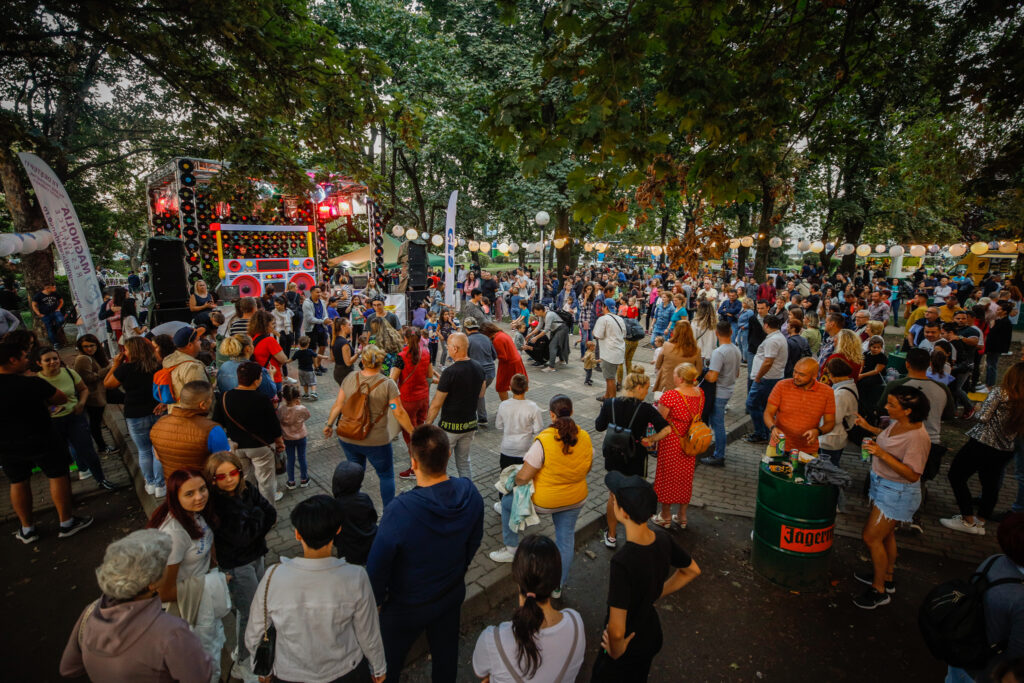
[491, 395, 593, 598]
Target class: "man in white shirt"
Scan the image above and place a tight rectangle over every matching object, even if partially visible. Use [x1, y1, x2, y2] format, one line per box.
[697, 279, 718, 305]
[592, 297, 626, 401]
[246, 495, 386, 683]
[743, 314, 788, 444]
[702, 321, 743, 466]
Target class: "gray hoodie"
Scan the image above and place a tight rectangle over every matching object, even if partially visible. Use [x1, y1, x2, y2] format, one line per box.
[60, 595, 213, 682]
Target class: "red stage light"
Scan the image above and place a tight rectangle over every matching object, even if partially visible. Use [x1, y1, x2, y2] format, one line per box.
[318, 204, 331, 216]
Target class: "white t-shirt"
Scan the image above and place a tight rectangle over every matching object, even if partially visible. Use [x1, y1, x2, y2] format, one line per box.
[751, 330, 788, 381]
[495, 398, 546, 459]
[933, 285, 952, 299]
[709, 342, 742, 400]
[472, 609, 585, 683]
[592, 314, 626, 364]
[120, 315, 142, 342]
[159, 514, 213, 580]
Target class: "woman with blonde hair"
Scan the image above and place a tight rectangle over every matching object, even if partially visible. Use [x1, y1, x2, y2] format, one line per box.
[863, 320, 885, 352]
[653, 319, 701, 392]
[324, 344, 415, 506]
[653, 363, 705, 528]
[820, 328, 864, 384]
[691, 300, 718, 361]
[216, 334, 276, 398]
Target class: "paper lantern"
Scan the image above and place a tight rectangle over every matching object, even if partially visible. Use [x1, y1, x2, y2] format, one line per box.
[875, 244, 886, 253]
[889, 245, 905, 258]
[797, 240, 810, 251]
[498, 242, 510, 254]
[596, 243, 608, 252]
[840, 243, 855, 255]
[552, 237, 567, 249]
[468, 240, 479, 252]
[391, 225, 404, 237]
[948, 243, 967, 257]
[534, 211, 550, 226]
[431, 234, 444, 247]
[583, 242, 594, 252]
[740, 236, 754, 248]
[999, 241, 1017, 254]
[809, 240, 824, 253]
[769, 236, 783, 248]
[458, 238, 466, 247]
[651, 245, 663, 256]
[825, 242, 835, 252]
[989, 241, 1000, 250]
[729, 238, 741, 249]
[909, 244, 926, 257]
[928, 244, 940, 254]
[970, 241, 988, 255]
[856, 244, 872, 257]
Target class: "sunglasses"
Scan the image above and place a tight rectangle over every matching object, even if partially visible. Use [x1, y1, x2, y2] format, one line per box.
[214, 468, 240, 481]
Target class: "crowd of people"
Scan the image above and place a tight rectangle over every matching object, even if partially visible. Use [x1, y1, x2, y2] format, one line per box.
[5, 255, 1024, 682]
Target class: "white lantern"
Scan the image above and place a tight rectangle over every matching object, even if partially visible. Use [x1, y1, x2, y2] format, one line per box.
[970, 241, 989, 255]
[889, 245, 905, 258]
[769, 236, 783, 248]
[498, 242, 510, 254]
[535, 211, 550, 226]
[431, 234, 444, 247]
[552, 237, 567, 249]
[509, 243, 520, 254]
[391, 225, 405, 237]
[468, 240, 479, 252]
[809, 240, 824, 253]
[405, 228, 419, 241]
[651, 245, 663, 256]
[840, 243, 855, 255]
[948, 243, 967, 257]
[999, 241, 1017, 254]
[596, 242, 608, 252]
[729, 238, 741, 249]
[825, 242, 835, 252]
[458, 238, 466, 247]
[856, 244, 872, 257]
[740, 236, 754, 248]
[797, 239, 810, 251]
[909, 244, 926, 257]
[875, 244, 886, 253]
[583, 242, 594, 252]
[928, 244, 940, 254]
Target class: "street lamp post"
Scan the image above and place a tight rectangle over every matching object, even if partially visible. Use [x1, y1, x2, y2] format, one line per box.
[535, 211, 550, 305]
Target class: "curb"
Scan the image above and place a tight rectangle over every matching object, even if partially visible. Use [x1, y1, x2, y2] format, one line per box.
[103, 407, 161, 518]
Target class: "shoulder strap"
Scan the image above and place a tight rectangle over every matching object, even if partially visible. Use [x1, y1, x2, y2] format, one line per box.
[78, 599, 100, 650]
[261, 564, 280, 641]
[552, 611, 581, 683]
[492, 626, 526, 683]
[221, 393, 271, 447]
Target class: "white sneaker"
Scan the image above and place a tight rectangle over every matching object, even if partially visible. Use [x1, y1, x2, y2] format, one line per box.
[153, 486, 166, 499]
[493, 501, 502, 515]
[939, 515, 986, 535]
[274, 491, 284, 502]
[144, 483, 155, 495]
[489, 546, 516, 563]
[78, 470, 92, 480]
[283, 376, 298, 384]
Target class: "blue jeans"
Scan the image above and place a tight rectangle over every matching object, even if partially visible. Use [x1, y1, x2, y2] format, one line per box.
[42, 311, 64, 345]
[945, 666, 973, 683]
[339, 440, 394, 506]
[226, 556, 264, 664]
[285, 437, 308, 482]
[985, 352, 1000, 387]
[126, 414, 163, 487]
[710, 396, 730, 460]
[53, 412, 105, 480]
[744, 349, 756, 391]
[501, 494, 581, 587]
[1012, 437, 1024, 513]
[729, 321, 740, 344]
[745, 378, 779, 440]
[579, 327, 594, 358]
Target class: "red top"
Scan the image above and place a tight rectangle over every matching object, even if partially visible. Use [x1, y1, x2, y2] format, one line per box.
[397, 345, 432, 402]
[491, 330, 520, 363]
[253, 335, 284, 383]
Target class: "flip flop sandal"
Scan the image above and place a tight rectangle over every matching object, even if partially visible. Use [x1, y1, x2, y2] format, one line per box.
[650, 514, 672, 528]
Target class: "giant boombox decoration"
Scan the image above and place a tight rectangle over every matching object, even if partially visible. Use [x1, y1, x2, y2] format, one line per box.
[144, 157, 366, 297]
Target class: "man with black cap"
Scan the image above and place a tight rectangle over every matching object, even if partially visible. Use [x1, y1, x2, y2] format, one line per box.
[161, 326, 207, 403]
[594, 472, 701, 682]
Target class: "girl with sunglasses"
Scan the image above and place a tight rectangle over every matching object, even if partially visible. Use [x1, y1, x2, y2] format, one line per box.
[204, 451, 277, 681]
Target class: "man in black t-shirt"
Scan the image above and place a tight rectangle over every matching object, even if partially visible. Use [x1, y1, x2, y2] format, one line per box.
[0, 339, 93, 543]
[31, 282, 66, 346]
[593, 472, 700, 682]
[425, 332, 484, 479]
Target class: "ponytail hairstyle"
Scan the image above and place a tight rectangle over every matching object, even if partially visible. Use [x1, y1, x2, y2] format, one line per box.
[510, 535, 562, 678]
[549, 394, 578, 454]
[929, 346, 948, 379]
[402, 326, 421, 366]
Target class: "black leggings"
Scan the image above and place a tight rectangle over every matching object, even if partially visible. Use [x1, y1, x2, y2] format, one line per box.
[947, 437, 1013, 519]
[279, 332, 294, 377]
[85, 404, 108, 451]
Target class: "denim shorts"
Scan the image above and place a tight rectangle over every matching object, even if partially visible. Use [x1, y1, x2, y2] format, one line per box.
[869, 470, 921, 522]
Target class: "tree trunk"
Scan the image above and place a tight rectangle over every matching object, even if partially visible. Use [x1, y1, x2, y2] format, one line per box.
[736, 204, 751, 276]
[554, 208, 570, 277]
[752, 181, 774, 282]
[659, 208, 671, 266]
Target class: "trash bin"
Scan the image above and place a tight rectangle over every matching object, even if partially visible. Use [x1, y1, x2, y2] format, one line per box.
[751, 462, 839, 592]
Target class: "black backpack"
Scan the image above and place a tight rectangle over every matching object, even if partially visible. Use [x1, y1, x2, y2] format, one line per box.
[602, 399, 645, 467]
[919, 554, 1024, 669]
[623, 317, 646, 342]
[556, 309, 575, 328]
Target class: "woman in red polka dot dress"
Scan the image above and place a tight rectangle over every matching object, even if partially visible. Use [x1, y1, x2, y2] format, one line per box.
[653, 362, 705, 528]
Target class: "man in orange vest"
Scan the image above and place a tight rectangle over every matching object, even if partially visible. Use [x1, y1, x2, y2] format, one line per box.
[150, 380, 229, 478]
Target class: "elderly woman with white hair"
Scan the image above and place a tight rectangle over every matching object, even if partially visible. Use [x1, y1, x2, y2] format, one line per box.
[60, 529, 214, 682]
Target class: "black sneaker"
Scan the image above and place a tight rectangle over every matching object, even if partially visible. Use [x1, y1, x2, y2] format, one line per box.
[98, 479, 117, 491]
[58, 516, 94, 539]
[742, 434, 768, 444]
[854, 571, 895, 594]
[13, 528, 39, 544]
[699, 456, 725, 467]
[853, 587, 891, 609]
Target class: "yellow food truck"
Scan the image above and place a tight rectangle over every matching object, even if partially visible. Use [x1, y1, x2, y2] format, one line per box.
[955, 253, 1018, 284]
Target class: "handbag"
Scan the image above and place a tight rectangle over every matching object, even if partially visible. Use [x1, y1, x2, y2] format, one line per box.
[252, 564, 281, 676]
[668, 389, 711, 456]
[221, 394, 286, 474]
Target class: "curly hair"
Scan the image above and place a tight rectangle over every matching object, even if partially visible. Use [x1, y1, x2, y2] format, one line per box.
[832, 329, 864, 366]
[95, 529, 172, 600]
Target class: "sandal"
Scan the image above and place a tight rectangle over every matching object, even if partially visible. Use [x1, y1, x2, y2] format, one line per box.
[650, 514, 672, 528]
[672, 514, 687, 529]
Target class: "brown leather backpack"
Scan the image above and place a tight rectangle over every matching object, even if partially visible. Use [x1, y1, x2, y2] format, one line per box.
[336, 374, 388, 440]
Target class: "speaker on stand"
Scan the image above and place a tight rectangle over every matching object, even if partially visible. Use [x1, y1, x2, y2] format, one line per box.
[407, 242, 428, 290]
[146, 237, 190, 307]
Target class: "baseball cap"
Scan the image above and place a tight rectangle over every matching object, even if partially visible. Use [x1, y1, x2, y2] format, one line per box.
[604, 471, 657, 522]
[172, 326, 198, 348]
[463, 317, 480, 329]
[603, 297, 617, 310]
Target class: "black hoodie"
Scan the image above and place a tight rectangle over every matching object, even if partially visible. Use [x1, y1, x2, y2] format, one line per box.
[332, 461, 379, 566]
[210, 482, 276, 570]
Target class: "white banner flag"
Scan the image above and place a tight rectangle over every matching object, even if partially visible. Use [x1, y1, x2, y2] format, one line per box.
[18, 152, 108, 342]
[444, 190, 458, 308]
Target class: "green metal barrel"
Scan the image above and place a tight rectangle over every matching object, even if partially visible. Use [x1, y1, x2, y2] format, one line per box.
[751, 462, 839, 592]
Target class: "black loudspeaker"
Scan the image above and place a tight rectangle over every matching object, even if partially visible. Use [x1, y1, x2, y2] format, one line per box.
[408, 242, 427, 289]
[215, 285, 239, 301]
[147, 237, 189, 305]
[406, 289, 431, 322]
[150, 306, 193, 326]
